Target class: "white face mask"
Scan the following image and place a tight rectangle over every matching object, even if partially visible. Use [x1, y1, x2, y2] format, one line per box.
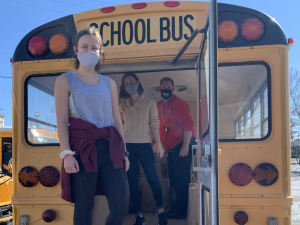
[77, 51, 100, 68]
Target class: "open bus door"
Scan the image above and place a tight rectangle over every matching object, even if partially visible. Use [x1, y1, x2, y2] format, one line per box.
[193, 0, 219, 224]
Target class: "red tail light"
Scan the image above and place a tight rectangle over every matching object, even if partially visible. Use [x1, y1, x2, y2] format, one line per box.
[100, 6, 115, 13]
[164, 1, 180, 7]
[241, 18, 264, 42]
[132, 2, 147, 9]
[10, 57, 12, 63]
[28, 35, 48, 56]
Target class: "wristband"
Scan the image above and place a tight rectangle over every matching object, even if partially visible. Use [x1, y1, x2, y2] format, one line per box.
[59, 150, 76, 159]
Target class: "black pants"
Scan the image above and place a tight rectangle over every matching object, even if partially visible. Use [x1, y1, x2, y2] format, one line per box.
[70, 139, 127, 225]
[167, 137, 196, 215]
[126, 143, 164, 214]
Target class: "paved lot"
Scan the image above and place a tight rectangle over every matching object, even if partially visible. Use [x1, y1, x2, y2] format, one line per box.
[292, 173, 300, 225]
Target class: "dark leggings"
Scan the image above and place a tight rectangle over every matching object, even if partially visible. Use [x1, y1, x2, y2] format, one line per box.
[70, 139, 127, 225]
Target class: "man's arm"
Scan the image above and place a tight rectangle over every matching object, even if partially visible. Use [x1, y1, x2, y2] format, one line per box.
[175, 100, 194, 157]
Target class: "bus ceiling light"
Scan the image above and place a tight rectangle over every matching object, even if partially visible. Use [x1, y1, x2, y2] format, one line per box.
[218, 20, 239, 43]
[132, 2, 147, 9]
[288, 38, 294, 47]
[100, 6, 115, 13]
[241, 18, 265, 42]
[164, 1, 180, 7]
[49, 33, 69, 55]
[28, 35, 48, 56]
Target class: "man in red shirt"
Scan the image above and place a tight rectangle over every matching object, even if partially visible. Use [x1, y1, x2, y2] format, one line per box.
[156, 77, 196, 219]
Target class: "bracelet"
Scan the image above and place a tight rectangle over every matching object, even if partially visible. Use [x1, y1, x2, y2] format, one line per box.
[59, 150, 76, 159]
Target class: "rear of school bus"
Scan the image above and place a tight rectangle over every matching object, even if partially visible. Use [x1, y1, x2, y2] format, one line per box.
[216, 3, 292, 225]
[10, 1, 292, 225]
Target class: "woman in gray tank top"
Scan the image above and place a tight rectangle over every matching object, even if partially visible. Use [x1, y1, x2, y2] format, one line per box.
[54, 27, 129, 225]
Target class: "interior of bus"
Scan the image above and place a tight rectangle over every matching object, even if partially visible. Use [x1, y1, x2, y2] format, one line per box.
[25, 61, 270, 224]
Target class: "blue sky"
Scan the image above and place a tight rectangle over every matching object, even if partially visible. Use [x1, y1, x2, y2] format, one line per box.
[0, 0, 299, 126]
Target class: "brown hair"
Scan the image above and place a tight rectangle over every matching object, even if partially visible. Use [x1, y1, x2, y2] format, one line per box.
[72, 27, 104, 71]
[119, 72, 144, 99]
[160, 77, 174, 87]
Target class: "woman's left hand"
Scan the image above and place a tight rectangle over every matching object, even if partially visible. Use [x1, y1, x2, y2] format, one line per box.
[156, 144, 164, 159]
[125, 156, 130, 172]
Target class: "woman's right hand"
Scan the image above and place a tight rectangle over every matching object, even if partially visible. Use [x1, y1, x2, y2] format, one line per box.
[64, 154, 80, 173]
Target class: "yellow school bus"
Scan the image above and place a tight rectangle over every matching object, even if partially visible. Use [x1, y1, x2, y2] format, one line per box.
[0, 127, 13, 225]
[11, 0, 292, 224]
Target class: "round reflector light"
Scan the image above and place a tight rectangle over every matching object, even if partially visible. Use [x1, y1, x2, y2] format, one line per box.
[132, 2, 147, 9]
[39, 166, 60, 187]
[164, 1, 180, 7]
[18, 166, 39, 187]
[234, 211, 248, 225]
[241, 18, 264, 41]
[49, 33, 69, 55]
[253, 163, 278, 186]
[28, 35, 48, 56]
[100, 6, 115, 13]
[218, 20, 239, 43]
[229, 163, 253, 186]
[42, 209, 56, 222]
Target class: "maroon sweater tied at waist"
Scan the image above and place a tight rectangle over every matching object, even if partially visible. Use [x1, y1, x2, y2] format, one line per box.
[61, 117, 126, 203]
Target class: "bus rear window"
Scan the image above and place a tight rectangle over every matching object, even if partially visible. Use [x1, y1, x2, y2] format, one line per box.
[26, 75, 59, 145]
[218, 62, 271, 141]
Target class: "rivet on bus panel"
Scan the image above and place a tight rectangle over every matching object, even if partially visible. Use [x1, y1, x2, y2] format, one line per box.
[164, 1, 180, 7]
[132, 2, 147, 9]
[100, 6, 115, 13]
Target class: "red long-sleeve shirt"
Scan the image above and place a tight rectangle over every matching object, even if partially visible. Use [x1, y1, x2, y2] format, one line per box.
[61, 117, 126, 203]
[157, 95, 195, 152]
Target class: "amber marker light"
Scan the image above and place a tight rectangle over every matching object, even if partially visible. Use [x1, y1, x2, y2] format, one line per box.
[164, 1, 180, 7]
[132, 2, 147, 9]
[28, 35, 48, 56]
[241, 18, 265, 41]
[218, 20, 239, 43]
[100, 6, 115, 13]
[49, 33, 69, 55]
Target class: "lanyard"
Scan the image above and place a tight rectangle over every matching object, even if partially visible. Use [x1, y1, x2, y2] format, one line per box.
[163, 98, 172, 126]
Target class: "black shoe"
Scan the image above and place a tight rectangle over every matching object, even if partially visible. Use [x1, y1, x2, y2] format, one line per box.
[157, 210, 168, 225]
[165, 211, 186, 220]
[134, 215, 146, 225]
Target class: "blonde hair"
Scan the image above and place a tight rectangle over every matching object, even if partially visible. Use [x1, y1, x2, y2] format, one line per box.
[73, 27, 104, 71]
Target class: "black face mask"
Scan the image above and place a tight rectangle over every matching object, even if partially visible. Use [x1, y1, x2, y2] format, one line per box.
[161, 89, 173, 99]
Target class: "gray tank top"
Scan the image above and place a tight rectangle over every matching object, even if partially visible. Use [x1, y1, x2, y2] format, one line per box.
[65, 72, 114, 128]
